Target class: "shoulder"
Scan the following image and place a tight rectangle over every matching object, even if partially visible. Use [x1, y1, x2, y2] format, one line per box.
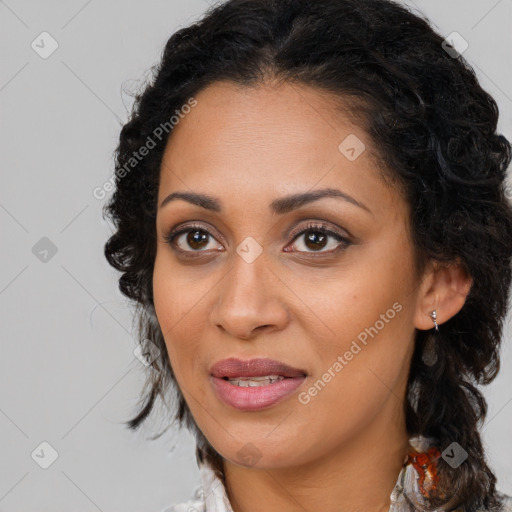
[457, 492, 512, 512]
[159, 483, 205, 512]
[159, 497, 205, 512]
[498, 492, 512, 512]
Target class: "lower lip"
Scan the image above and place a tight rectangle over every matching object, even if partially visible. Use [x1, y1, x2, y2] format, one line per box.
[210, 375, 306, 411]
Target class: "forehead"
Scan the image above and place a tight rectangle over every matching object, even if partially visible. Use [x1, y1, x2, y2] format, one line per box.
[158, 81, 404, 218]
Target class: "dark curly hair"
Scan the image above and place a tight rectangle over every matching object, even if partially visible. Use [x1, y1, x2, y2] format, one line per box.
[103, 0, 512, 510]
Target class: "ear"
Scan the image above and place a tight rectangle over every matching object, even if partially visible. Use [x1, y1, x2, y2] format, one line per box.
[413, 259, 473, 331]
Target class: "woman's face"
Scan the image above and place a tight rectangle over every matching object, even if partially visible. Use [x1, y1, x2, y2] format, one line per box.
[153, 81, 425, 469]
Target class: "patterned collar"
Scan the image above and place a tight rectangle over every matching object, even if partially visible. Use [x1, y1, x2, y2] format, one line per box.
[177, 437, 474, 512]
[192, 464, 461, 512]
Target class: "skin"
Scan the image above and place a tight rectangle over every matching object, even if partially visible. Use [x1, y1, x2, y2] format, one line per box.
[152, 80, 472, 512]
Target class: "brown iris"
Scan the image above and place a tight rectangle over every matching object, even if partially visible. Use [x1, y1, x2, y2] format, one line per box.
[187, 230, 209, 250]
[304, 231, 328, 251]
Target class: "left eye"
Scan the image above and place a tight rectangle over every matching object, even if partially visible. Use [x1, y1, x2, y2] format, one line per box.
[286, 224, 351, 254]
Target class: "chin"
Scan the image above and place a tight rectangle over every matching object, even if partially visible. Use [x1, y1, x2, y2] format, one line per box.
[209, 429, 309, 470]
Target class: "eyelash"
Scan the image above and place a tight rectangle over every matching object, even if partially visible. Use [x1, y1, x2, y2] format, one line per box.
[163, 221, 352, 258]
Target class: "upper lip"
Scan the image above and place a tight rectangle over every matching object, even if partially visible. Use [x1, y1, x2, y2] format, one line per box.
[210, 357, 307, 379]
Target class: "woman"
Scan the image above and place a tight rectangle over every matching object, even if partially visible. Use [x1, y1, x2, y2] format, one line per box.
[103, 0, 512, 510]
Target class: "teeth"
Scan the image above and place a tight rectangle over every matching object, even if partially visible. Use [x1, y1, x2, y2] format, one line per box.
[227, 375, 286, 387]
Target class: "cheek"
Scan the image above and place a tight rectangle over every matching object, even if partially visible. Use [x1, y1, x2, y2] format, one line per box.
[152, 256, 205, 377]
[153, 249, 213, 328]
[297, 236, 416, 405]
[293, 293, 413, 460]
[301, 243, 414, 352]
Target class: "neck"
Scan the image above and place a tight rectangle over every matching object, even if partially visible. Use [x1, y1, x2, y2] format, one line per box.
[222, 412, 410, 512]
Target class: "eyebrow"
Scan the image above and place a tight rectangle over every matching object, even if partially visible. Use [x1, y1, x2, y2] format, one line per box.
[159, 187, 372, 215]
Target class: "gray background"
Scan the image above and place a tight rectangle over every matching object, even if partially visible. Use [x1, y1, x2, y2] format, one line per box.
[0, 1, 511, 511]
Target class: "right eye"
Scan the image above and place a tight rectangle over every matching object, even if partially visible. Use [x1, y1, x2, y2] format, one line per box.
[164, 224, 224, 254]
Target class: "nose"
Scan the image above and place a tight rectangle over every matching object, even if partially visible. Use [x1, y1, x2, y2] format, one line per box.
[209, 250, 290, 340]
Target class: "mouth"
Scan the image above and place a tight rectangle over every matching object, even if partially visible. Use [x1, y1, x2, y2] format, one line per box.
[209, 357, 307, 411]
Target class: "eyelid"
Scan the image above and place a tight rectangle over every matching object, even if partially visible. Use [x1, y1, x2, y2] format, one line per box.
[165, 221, 225, 245]
[286, 220, 350, 243]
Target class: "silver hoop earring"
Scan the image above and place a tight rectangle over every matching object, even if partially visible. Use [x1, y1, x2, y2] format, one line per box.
[429, 310, 439, 332]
